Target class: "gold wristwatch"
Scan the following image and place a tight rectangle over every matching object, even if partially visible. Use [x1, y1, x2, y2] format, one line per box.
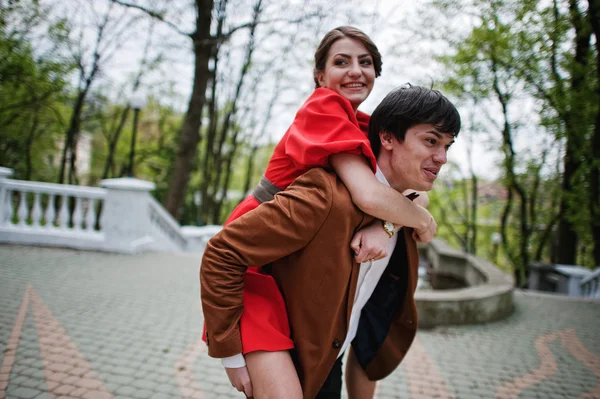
[382, 220, 395, 238]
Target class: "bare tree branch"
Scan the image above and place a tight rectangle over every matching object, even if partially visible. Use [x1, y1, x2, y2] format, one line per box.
[110, 0, 192, 37]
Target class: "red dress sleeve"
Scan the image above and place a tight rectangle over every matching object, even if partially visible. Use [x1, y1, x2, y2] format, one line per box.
[283, 88, 377, 173]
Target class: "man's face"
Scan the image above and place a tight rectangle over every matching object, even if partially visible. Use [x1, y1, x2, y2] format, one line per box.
[381, 123, 455, 192]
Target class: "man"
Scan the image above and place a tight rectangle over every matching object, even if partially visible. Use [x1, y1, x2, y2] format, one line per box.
[200, 85, 461, 399]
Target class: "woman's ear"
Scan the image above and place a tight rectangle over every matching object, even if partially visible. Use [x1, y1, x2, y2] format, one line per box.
[379, 131, 394, 150]
[316, 71, 325, 88]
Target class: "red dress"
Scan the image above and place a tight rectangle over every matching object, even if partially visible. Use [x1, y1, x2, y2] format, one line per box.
[204, 87, 377, 354]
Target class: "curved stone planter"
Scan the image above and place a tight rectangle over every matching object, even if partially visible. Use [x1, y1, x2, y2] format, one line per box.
[415, 239, 514, 328]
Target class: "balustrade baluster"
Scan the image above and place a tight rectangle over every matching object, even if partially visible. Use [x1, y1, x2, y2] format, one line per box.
[59, 195, 69, 229]
[45, 194, 56, 228]
[32, 192, 42, 227]
[85, 199, 96, 232]
[18, 191, 29, 226]
[4, 190, 13, 224]
[73, 197, 83, 230]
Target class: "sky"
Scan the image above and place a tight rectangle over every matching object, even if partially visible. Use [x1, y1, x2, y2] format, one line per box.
[74, 0, 557, 183]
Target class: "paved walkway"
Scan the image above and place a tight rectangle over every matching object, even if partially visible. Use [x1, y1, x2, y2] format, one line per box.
[1, 245, 599, 399]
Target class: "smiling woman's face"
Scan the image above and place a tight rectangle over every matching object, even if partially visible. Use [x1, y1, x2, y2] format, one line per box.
[315, 37, 376, 112]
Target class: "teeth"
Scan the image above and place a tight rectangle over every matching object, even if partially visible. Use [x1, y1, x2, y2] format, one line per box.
[345, 83, 363, 88]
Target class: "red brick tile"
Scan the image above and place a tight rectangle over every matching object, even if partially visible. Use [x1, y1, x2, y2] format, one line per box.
[1, 355, 15, 368]
[48, 363, 74, 373]
[46, 380, 60, 391]
[76, 378, 103, 390]
[54, 385, 77, 395]
[70, 387, 89, 398]
[82, 391, 113, 399]
[192, 391, 205, 399]
[48, 372, 70, 382]
[82, 371, 98, 380]
[0, 373, 9, 382]
[68, 367, 88, 377]
[62, 375, 80, 385]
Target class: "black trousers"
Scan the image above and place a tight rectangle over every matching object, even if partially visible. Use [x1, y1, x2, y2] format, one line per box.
[315, 355, 343, 399]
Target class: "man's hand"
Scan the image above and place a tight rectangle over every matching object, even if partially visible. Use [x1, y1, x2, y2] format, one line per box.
[413, 213, 437, 243]
[225, 366, 253, 397]
[350, 219, 390, 263]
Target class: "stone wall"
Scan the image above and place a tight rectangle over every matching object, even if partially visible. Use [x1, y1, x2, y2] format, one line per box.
[416, 239, 514, 328]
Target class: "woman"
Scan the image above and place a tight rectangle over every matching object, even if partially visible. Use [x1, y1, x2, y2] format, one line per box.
[205, 26, 435, 398]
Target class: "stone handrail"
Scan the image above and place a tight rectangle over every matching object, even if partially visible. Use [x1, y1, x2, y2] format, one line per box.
[0, 167, 200, 254]
[580, 267, 600, 299]
[1, 178, 106, 233]
[148, 196, 188, 250]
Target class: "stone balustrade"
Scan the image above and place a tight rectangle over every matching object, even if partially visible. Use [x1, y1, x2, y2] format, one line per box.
[580, 267, 600, 299]
[0, 167, 219, 254]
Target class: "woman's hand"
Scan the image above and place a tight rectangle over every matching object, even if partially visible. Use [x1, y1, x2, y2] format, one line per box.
[225, 366, 253, 397]
[350, 219, 391, 263]
[405, 190, 429, 208]
[413, 211, 437, 243]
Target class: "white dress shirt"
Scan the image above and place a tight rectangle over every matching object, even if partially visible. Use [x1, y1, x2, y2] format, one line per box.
[222, 166, 397, 368]
[336, 167, 397, 357]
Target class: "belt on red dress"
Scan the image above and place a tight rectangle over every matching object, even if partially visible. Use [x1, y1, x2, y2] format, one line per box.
[252, 176, 283, 204]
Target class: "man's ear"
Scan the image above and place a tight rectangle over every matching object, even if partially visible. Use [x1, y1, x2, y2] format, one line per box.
[379, 131, 394, 150]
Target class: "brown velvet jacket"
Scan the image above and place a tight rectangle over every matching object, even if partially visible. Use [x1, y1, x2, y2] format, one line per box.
[200, 168, 419, 399]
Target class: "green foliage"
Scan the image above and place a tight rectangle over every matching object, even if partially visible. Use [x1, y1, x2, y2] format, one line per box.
[431, 0, 599, 271]
[0, 0, 74, 181]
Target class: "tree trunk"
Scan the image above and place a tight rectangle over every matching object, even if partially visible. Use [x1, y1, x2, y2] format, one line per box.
[470, 173, 478, 255]
[102, 106, 131, 179]
[164, 0, 215, 218]
[555, 151, 578, 264]
[58, 88, 86, 184]
[555, 0, 592, 264]
[587, 0, 600, 266]
[208, 0, 261, 223]
[25, 110, 39, 181]
[241, 145, 259, 201]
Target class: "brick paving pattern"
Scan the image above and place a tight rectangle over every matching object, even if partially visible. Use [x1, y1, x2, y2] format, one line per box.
[1, 245, 598, 399]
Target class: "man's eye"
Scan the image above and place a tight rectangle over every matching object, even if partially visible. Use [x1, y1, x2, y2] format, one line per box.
[427, 139, 436, 145]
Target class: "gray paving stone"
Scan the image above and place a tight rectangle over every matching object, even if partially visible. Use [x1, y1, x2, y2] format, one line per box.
[130, 388, 155, 399]
[10, 387, 43, 399]
[130, 378, 159, 391]
[115, 385, 136, 396]
[2, 245, 599, 399]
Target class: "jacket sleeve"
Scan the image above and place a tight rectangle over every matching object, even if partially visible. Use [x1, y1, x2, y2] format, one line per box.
[200, 169, 334, 358]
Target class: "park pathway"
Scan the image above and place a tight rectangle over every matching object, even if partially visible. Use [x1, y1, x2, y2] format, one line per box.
[1, 245, 599, 399]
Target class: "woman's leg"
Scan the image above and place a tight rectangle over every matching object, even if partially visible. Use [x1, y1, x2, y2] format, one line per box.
[345, 347, 377, 399]
[245, 350, 303, 399]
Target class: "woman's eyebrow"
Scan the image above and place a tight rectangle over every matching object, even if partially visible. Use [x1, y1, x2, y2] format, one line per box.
[333, 53, 371, 58]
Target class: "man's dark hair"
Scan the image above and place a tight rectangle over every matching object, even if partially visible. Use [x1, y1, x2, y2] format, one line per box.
[369, 84, 461, 157]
